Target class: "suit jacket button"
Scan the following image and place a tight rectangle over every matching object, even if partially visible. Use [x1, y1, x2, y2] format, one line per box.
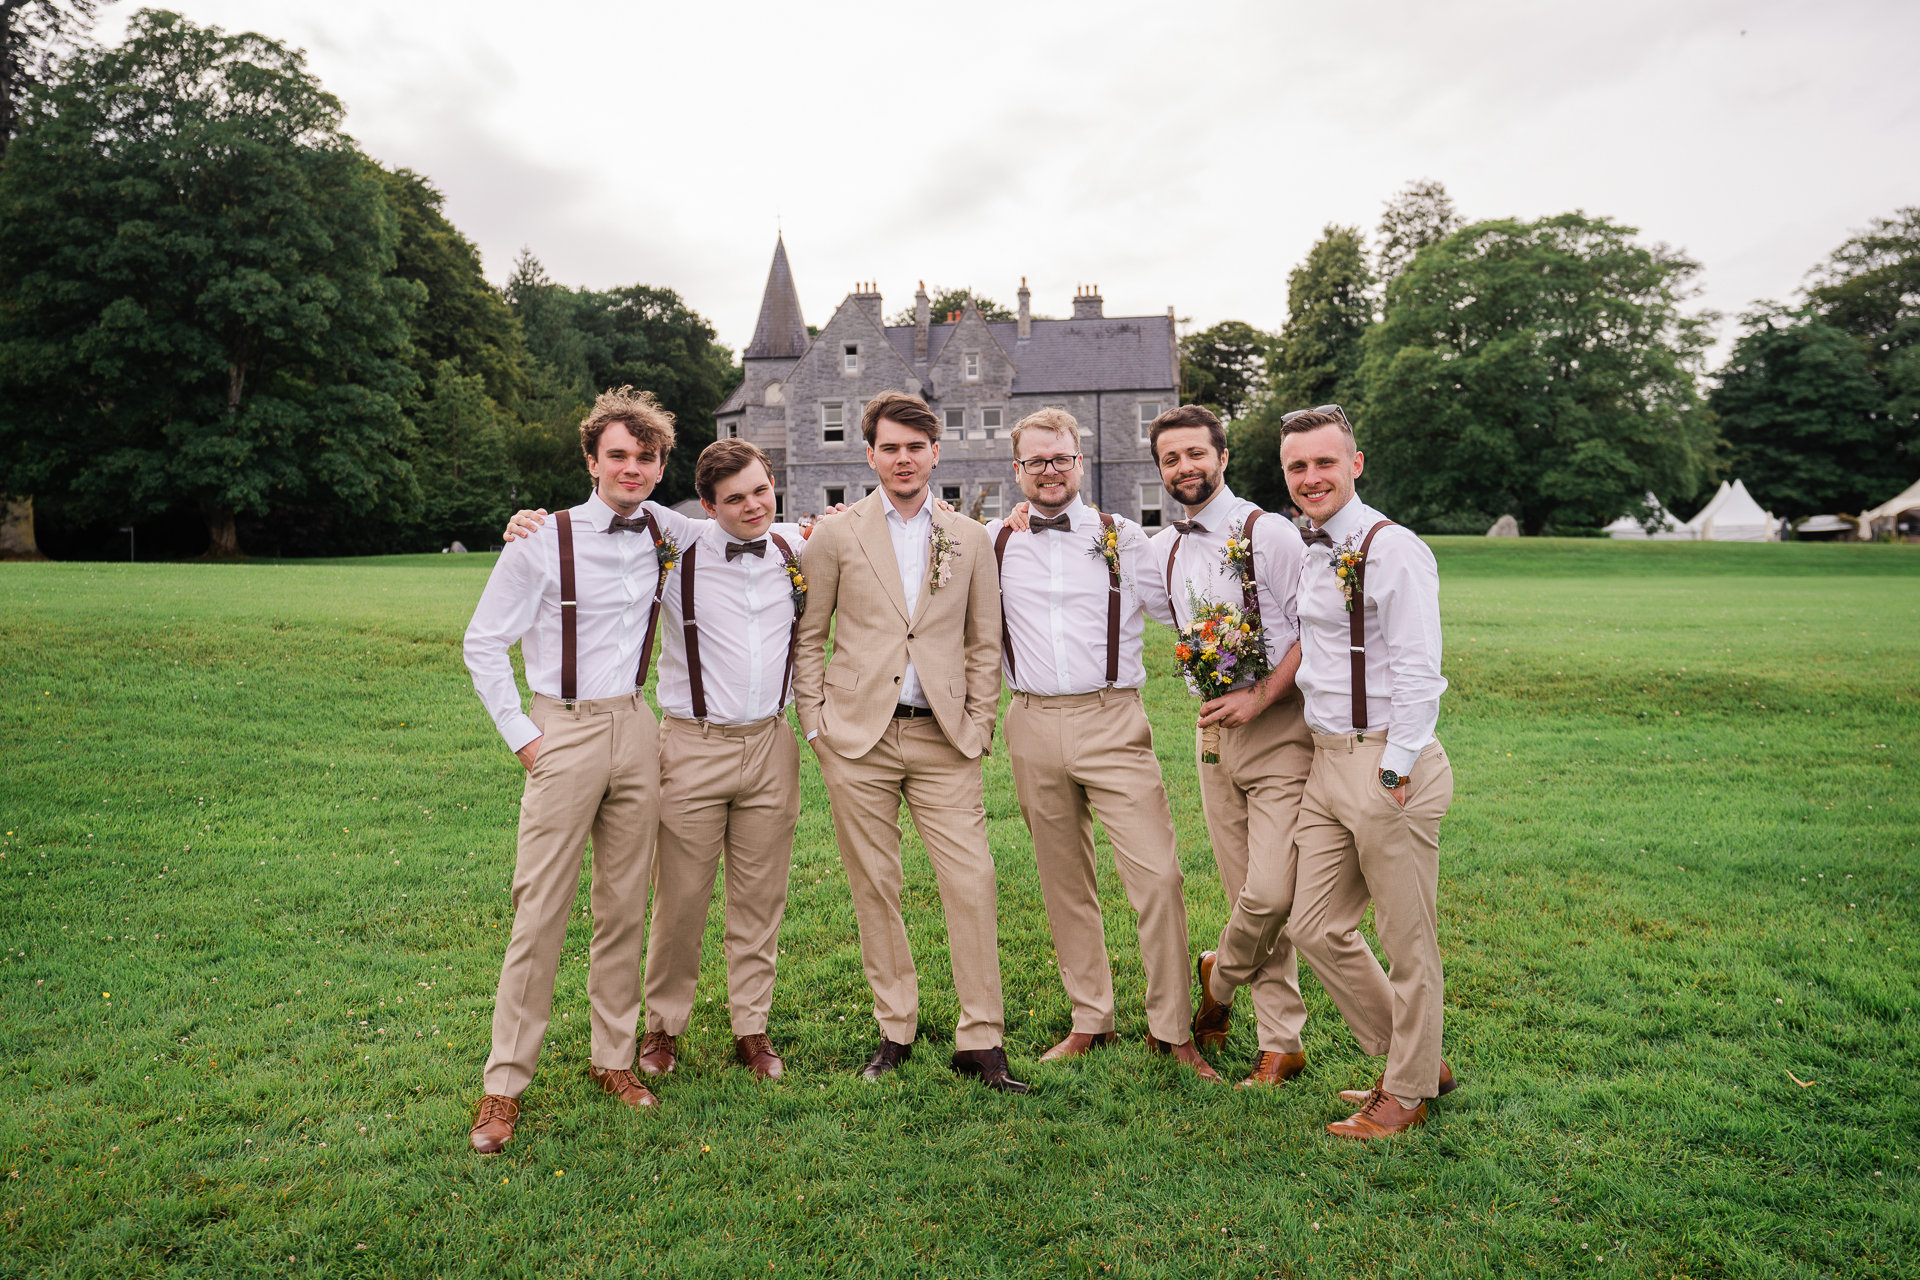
[907, 634, 915, 640]
[893, 676, 901, 683]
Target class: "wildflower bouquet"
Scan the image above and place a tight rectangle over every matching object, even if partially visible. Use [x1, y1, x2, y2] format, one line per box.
[654, 531, 682, 577]
[1173, 587, 1272, 763]
[928, 525, 960, 593]
[779, 543, 806, 614]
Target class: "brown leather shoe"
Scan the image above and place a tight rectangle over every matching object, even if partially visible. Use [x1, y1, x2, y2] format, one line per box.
[1238, 1049, 1307, 1088]
[860, 1037, 912, 1081]
[1339, 1059, 1458, 1106]
[735, 1033, 785, 1080]
[1145, 1033, 1224, 1082]
[637, 1029, 677, 1077]
[1192, 951, 1231, 1051]
[1038, 1031, 1118, 1062]
[469, 1094, 519, 1154]
[950, 1046, 1031, 1094]
[588, 1064, 660, 1112]
[1328, 1089, 1427, 1139]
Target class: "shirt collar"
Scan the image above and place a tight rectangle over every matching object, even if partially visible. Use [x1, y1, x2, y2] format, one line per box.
[1183, 484, 1238, 530]
[580, 489, 630, 533]
[703, 519, 775, 556]
[1317, 493, 1375, 544]
[884, 492, 932, 527]
[1033, 496, 1092, 527]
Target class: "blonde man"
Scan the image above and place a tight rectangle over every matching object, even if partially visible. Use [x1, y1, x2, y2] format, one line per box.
[988, 409, 1219, 1081]
[463, 388, 699, 1152]
[793, 391, 1025, 1093]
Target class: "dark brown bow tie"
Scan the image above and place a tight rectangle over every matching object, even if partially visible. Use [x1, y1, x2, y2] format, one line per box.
[726, 539, 767, 561]
[606, 513, 651, 534]
[1173, 519, 1206, 535]
[1029, 514, 1073, 533]
[1299, 525, 1334, 548]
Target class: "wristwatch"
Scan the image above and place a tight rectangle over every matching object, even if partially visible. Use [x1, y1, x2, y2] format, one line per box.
[1379, 768, 1408, 791]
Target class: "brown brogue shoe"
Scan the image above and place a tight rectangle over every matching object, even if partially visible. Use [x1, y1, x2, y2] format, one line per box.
[469, 1094, 519, 1154]
[951, 1046, 1031, 1094]
[1339, 1059, 1458, 1106]
[861, 1037, 912, 1082]
[735, 1033, 785, 1081]
[1145, 1034, 1223, 1082]
[1039, 1031, 1118, 1062]
[637, 1029, 677, 1077]
[1238, 1049, 1307, 1088]
[1328, 1089, 1426, 1140]
[588, 1064, 660, 1112]
[1192, 951, 1232, 1051]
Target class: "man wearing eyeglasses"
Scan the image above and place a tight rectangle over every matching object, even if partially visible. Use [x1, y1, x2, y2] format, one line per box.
[1279, 405, 1455, 1139]
[986, 409, 1218, 1081]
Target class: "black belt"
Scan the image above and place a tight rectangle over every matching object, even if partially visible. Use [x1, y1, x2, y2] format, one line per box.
[892, 703, 935, 719]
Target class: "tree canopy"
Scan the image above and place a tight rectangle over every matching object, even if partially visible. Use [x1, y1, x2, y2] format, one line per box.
[1357, 213, 1717, 535]
[0, 10, 421, 556]
[1375, 179, 1462, 284]
[1807, 207, 1920, 472]
[1266, 225, 1374, 414]
[1180, 319, 1273, 424]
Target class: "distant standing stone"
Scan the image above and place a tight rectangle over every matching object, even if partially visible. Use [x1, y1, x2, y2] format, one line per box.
[1486, 515, 1520, 537]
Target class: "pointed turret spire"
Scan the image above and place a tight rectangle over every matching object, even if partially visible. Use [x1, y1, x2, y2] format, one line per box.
[744, 235, 810, 359]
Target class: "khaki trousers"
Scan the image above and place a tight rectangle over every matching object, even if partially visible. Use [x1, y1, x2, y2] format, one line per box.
[485, 692, 660, 1097]
[1005, 688, 1191, 1045]
[1195, 692, 1312, 1054]
[1291, 735, 1453, 1101]
[644, 714, 800, 1038]
[814, 717, 1005, 1051]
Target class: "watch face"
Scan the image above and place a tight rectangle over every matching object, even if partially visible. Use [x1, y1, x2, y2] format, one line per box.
[1380, 769, 1401, 790]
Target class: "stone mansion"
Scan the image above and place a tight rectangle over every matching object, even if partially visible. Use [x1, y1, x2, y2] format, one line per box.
[712, 237, 1181, 527]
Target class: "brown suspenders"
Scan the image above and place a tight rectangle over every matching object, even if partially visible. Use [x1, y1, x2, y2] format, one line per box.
[1348, 519, 1396, 735]
[555, 506, 669, 710]
[1166, 509, 1265, 630]
[993, 513, 1121, 688]
[679, 532, 803, 723]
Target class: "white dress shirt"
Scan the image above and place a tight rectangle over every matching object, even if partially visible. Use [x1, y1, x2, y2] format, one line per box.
[1295, 493, 1447, 776]
[986, 498, 1151, 694]
[885, 493, 934, 708]
[464, 492, 696, 752]
[1141, 484, 1303, 687]
[655, 520, 807, 724]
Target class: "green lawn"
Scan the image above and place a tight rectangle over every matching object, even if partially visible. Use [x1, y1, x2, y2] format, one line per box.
[1, 538, 1915, 1278]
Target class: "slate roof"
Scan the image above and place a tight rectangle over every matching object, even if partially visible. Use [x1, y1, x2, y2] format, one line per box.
[881, 315, 1175, 392]
[743, 236, 810, 360]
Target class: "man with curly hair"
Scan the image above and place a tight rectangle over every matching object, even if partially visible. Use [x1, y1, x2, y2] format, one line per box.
[462, 387, 699, 1152]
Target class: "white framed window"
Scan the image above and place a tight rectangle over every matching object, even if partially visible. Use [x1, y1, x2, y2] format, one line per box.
[945, 407, 966, 440]
[941, 484, 962, 505]
[976, 482, 1002, 520]
[843, 343, 859, 374]
[964, 351, 980, 380]
[825, 486, 845, 508]
[822, 401, 845, 444]
[1137, 400, 1161, 444]
[981, 407, 1003, 440]
[726, 421, 739, 439]
[1139, 482, 1163, 528]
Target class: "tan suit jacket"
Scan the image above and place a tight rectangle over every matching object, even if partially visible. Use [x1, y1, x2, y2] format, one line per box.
[793, 488, 1002, 760]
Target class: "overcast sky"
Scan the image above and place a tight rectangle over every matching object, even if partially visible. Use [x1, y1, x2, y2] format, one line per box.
[103, 1, 1917, 363]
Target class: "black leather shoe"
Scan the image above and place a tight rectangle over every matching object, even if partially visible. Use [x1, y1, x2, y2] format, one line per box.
[860, 1038, 912, 1082]
[950, 1046, 1031, 1094]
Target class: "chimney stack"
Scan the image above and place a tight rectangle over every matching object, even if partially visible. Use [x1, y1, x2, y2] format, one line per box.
[853, 281, 882, 323]
[1072, 285, 1103, 321]
[914, 280, 929, 362]
[1017, 277, 1031, 340]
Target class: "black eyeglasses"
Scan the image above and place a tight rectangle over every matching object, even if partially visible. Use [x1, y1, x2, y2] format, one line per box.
[1015, 454, 1081, 474]
[1279, 404, 1351, 427]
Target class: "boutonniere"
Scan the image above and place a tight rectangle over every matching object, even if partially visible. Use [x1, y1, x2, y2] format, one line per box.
[1087, 522, 1123, 575]
[654, 531, 681, 577]
[779, 542, 806, 614]
[928, 525, 960, 593]
[1222, 533, 1256, 588]
[1329, 537, 1365, 612]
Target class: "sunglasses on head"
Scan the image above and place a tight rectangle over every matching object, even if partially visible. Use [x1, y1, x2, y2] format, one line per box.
[1279, 404, 1350, 426]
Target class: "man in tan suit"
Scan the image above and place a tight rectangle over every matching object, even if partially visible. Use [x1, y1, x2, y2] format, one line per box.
[792, 390, 1026, 1093]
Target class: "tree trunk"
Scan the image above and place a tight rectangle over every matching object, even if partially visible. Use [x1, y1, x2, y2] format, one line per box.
[0, 493, 44, 559]
[204, 505, 241, 558]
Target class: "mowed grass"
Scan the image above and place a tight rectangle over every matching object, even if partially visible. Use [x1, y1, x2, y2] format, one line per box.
[1, 538, 1916, 1279]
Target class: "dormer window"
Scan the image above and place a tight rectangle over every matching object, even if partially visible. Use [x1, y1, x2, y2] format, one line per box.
[843, 344, 859, 374]
[964, 351, 980, 380]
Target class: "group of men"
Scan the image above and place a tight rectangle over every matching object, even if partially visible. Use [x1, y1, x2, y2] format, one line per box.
[460, 384, 1454, 1155]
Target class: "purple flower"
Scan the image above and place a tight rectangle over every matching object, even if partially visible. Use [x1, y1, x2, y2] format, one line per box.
[1216, 652, 1237, 673]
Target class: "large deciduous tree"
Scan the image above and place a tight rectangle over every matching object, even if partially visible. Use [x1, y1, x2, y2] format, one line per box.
[1806, 207, 1920, 480]
[1180, 319, 1274, 423]
[1358, 213, 1717, 535]
[0, 10, 421, 556]
[1375, 179, 1462, 285]
[1711, 307, 1888, 519]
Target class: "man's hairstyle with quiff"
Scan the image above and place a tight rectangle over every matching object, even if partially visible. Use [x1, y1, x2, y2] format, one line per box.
[1147, 404, 1227, 458]
[694, 439, 775, 503]
[580, 386, 676, 462]
[1009, 408, 1079, 457]
[860, 390, 942, 445]
[1277, 407, 1356, 451]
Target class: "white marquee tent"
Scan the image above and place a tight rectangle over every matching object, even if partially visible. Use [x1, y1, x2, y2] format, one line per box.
[1680, 479, 1778, 541]
[1861, 478, 1920, 538]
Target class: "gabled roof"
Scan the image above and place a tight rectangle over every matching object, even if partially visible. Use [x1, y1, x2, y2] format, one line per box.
[880, 313, 1175, 393]
[743, 236, 809, 360]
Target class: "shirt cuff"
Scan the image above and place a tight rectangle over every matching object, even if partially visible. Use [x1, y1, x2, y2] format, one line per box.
[806, 729, 818, 742]
[1380, 742, 1422, 777]
[501, 713, 541, 755]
